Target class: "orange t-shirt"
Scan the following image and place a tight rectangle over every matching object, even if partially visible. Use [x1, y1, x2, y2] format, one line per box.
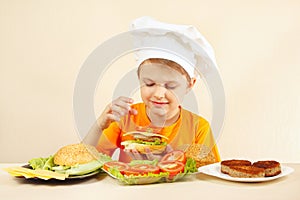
[97, 103, 220, 162]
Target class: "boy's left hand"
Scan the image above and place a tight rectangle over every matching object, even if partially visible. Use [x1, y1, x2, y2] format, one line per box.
[125, 145, 173, 161]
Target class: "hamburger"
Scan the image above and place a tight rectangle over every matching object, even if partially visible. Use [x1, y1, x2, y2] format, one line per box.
[121, 131, 169, 154]
[53, 143, 100, 166]
[51, 143, 111, 176]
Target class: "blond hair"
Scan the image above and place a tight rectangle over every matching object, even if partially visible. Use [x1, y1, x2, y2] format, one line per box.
[137, 58, 192, 82]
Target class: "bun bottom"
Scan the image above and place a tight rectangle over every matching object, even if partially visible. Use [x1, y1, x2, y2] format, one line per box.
[123, 143, 166, 154]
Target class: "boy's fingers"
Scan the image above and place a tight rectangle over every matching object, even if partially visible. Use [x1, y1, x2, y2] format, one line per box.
[131, 149, 143, 160]
[165, 145, 173, 153]
[129, 108, 138, 115]
[117, 96, 134, 104]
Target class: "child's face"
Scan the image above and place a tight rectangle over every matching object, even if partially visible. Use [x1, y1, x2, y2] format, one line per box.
[138, 62, 193, 123]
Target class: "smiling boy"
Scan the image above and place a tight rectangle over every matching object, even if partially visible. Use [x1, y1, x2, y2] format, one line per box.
[84, 17, 221, 164]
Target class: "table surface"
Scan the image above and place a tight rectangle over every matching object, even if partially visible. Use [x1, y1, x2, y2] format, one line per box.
[1, 163, 299, 200]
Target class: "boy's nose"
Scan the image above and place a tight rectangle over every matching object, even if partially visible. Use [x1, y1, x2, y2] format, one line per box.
[153, 85, 167, 99]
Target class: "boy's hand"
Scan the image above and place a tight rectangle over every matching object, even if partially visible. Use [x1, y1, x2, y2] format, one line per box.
[124, 145, 173, 161]
[98, 96, 138, 130]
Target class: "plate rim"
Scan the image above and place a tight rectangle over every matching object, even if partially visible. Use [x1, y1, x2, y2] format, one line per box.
[21, 164, 102, 180]
[198, 162, 294, 182]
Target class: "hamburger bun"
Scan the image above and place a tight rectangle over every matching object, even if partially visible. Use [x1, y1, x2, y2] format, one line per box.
[54, 143, 100, 166]
[184, 144, 218, 168]
[123, 142, 166, 154]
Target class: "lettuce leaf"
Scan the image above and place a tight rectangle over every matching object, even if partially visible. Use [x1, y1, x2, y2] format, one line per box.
[184, 158, 198, 174]
[29, 155, 55, 170]
[164, 158, 198, 182]
[29, 153, 112, 176]
[106, 158, 198, 185]
[128, 159, 158, 166]
[123, 139, 167, 146]
[108, 167, 169, 185]
[54, 153, 112, 175]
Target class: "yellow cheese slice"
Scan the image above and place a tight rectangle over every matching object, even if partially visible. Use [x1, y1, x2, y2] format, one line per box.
[3, 166, 68, 180]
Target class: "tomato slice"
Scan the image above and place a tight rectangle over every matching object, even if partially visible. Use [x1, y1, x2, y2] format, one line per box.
[123, 164, 160, 176]
[103, 161, 129, 174]
[161, 150, 186, 164]
[158, 161, 185, 178]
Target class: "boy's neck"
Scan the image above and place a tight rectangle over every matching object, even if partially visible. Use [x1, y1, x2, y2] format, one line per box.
[146, 107, 181, 127]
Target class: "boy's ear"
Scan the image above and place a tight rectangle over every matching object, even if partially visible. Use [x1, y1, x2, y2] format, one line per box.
[186, 78, 197, 93]
[190, 78, 197, 87]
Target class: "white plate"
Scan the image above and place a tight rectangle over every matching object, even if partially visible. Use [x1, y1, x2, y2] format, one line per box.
[198, 163, 294, 182]
[22, 164, 102, 180]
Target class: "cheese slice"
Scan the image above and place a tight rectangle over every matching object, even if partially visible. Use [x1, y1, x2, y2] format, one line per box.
[3, 166, 68, 180]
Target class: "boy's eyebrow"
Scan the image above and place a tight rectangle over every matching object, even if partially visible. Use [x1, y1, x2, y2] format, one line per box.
[142, 78, 179, 84]
[142, 78, 153, 82]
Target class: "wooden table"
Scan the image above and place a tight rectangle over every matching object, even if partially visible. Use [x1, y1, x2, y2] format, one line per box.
[1, 163, 299, 200]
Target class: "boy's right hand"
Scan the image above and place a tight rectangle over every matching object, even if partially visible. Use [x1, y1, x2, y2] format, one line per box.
[97, 96, 138, 131]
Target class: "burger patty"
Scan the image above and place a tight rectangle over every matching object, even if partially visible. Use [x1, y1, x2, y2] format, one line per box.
[133, 135, 162, 143]
[227, 165, 265, 178]
[220, 159, 281, 178]
[220, 159, 252, 174]
[252, 161, 281, 177]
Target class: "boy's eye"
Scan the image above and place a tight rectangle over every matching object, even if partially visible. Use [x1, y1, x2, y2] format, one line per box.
[165, 84, 177, 90]
[145, 83, 155, 87]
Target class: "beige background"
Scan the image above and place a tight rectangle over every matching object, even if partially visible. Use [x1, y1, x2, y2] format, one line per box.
[0, 0, 299, 163]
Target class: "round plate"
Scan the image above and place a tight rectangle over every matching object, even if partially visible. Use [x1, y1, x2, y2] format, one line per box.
[198, 162, 294, 182]
[22, 164, 102, 180]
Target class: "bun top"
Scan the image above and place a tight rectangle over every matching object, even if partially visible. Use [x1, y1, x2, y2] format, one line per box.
[54, 143, 100, 166]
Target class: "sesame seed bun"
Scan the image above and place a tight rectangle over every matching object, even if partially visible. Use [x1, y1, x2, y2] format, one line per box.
[53, 143, 100, 166]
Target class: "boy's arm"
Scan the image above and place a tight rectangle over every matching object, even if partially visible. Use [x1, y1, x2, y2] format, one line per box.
[82, 119, 103, 146]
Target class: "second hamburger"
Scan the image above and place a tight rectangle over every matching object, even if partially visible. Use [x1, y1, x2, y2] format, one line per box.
[121, 131, 169, 154]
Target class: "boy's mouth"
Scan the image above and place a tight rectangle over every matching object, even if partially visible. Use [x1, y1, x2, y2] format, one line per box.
[150, 100, 169, 106]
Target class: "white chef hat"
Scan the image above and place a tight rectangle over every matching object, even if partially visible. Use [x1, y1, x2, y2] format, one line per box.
[130, 16, 218, 79]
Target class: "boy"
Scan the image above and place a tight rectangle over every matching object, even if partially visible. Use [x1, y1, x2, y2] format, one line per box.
[84, 17, 220, 163]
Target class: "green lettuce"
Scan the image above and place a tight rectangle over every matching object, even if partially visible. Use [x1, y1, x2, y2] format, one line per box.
[54, 153, 112, 175]
[107, 158, 198, 185]
[108, 167, 169, 185]
[128, 159, 158, 166]
[28, 155, 55, 170]
[28, 152, 112, 176]
[184, 158, 198, 174]
[165, 158, 198, 182]
[124, 139, 167, 146]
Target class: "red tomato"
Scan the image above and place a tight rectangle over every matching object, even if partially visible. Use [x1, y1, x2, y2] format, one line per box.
[158, 161, 185, 178]
[103, 161, 129, 174]
[123, 164, 160, 176]
[161, 150, 187, 164]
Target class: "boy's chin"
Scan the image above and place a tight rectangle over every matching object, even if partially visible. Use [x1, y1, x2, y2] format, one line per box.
[148, 106, 168, 116]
